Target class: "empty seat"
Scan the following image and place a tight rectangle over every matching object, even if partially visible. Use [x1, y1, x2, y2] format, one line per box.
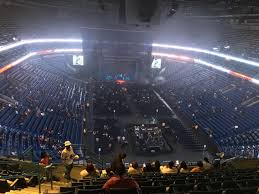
[0, 179, 10, 193]
[60, 186, 81, 193]
[221, 181, 238, 189]
[93, 180, 107, 185]
[222, 187, 258, 194]
[208, 182, 222, 191]
[170, 183, 194, 193]
[138, 180, 153, 186]
[84, 185, 103, 190]
[78, 188, 105, 194]
[141, 186, 166, 194]
[189, 191, 221, 194]
[194, 183, 209, 191]
[72, 182, 84, 187]
[110, 188, 139, 194]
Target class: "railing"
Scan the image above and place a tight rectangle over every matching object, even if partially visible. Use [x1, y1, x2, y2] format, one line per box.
[20, 145, 34, 161]
[72, 144, 110, 168]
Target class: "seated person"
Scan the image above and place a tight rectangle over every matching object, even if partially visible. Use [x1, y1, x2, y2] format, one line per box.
[179, 161, 189, 174]
[161, 161, 178, 174]
[142, 162, 153, 173]
[80, 160, 98, 178]
[101, 168, 114, 178]
[191, 161, 204, 173]
[128, 161, 141, 175]
[103, 163, 139, 192]
[152, 160, 161, 173]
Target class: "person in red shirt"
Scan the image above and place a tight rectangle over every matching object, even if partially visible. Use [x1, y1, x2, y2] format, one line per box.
[103, 163, 139, 192]
[39, 152, 51, 181]
[39, 152, 50, 166]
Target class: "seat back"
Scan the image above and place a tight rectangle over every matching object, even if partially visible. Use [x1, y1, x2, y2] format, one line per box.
[60, 186, 78, 193]
[110, 188, 139, 194]
[0, 179, 10, 193]
[189, 191, 221, 194]
[141, 186, 166, 194]
[84, 184, 103, 189]
[78, 188, 105, 194]
[72, 182, 84, 187]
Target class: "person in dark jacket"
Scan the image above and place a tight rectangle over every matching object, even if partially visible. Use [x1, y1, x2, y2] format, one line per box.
[111, 153, 126, 172]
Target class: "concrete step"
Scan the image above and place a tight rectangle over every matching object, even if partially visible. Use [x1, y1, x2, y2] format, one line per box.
[5, 181, 69, 194]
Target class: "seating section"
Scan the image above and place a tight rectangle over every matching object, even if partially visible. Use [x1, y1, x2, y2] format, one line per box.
[60, 169, 259, 194]
[0, 59, 88, 160]
[220, 129, 259, 157]
[216, 28, 259, 59]
[158, 62, 259, 157]
[0, 19, 18, 46]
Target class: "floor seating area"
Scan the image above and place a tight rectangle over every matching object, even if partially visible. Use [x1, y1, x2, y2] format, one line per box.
[92, 118, 119, 154]
[93, 83, 131, 117]
[127, 85, 171, 118]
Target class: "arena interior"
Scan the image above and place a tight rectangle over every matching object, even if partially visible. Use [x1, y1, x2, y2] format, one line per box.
[0, 0, 258, 194]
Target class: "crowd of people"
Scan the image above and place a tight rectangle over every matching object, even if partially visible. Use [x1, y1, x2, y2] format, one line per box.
[92, 119, 118, 154]
[75, 153, 217, 192]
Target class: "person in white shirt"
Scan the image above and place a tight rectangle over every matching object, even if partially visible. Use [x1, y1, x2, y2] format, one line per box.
[61, 141, 79, 180]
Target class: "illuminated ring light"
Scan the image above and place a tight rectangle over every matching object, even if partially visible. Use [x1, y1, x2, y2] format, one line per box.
[0, 46, 259, 86]
[152, 43, 259, 68]
[152, 52, 259, 86]
[1, 38, 259, 68]
[0, 48, 82, 73]
[0, 39, 82, 53]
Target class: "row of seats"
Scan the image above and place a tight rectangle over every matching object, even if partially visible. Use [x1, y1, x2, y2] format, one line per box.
[60, 169, 259, 194]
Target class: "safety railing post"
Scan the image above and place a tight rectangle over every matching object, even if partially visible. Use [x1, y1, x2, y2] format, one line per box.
[38, 164, 41, 194]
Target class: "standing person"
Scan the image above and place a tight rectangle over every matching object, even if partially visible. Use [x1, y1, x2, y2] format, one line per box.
[111, 153, 126, 172]
[39, 152, 52, 181]
[61, 141, 79, 180]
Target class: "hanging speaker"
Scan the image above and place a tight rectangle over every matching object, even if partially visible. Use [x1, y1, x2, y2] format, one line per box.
[125, 0, 161, 25]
